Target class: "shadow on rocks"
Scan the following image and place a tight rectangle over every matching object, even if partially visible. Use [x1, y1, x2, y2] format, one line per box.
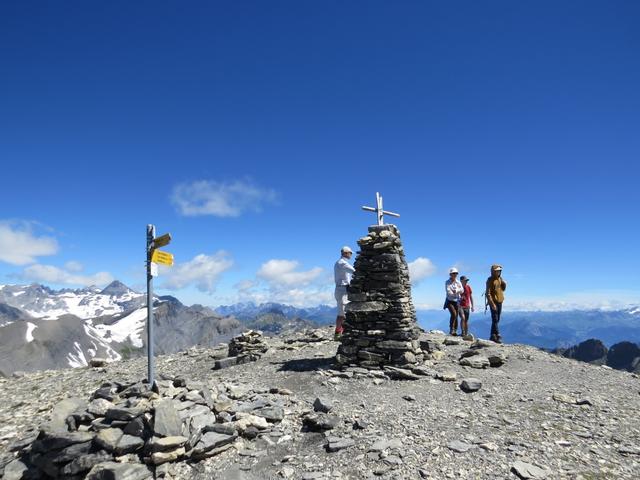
[274, 357, 335, 372]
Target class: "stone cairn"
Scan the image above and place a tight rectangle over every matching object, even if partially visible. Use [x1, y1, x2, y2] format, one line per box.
[9, 376, 288, 479]
[214, 330, 269, 370]
[228, 330, 269, 360]
[336, 224, 424, 368]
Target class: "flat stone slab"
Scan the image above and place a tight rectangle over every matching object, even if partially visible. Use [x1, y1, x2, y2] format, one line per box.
[153, 400, 183, 437]
[447, 440, 473, 453]
[511, 460, 550, 479]
[85, 461, 153, 480]
[459, 356, 490, 369]
[326, 437, 355, 452]
[345, 301, 388, 312]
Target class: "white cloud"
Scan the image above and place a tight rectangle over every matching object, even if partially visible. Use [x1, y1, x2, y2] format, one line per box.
[171, 179, 278, 217]
[257, 259, 323, 287]
[64, 260, 84, 272]
[0, 221, 58, 265]
[234, 283, 334, 307]
[408, 257, 437, 284]
[21, 264, 113, 287]
[508, 291, 640, 312]
[230, 258, 330, 307]
[162, 251, 233, 293]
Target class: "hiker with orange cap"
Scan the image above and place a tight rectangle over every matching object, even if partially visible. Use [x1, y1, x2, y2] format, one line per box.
[485, 264, 507, 343]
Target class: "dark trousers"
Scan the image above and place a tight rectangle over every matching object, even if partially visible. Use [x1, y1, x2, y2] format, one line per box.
[490, 302, 502, 338]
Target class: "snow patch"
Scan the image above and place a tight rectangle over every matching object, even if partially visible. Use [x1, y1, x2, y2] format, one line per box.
[67, 341, 88, 368]
[93, 307, 147, 348]
[25, 322, 37, 342]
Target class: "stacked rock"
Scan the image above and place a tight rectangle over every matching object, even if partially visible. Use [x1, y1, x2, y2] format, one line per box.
[336, 224, 424, 368]
[228, 330, 269, 360]
[9, 376, 288, 479]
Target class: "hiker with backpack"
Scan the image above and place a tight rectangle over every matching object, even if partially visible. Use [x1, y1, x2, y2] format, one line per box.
[485, 264, 507, 343]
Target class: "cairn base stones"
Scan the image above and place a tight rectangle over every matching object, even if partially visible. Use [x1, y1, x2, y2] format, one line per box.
[336, 225, 424, 368]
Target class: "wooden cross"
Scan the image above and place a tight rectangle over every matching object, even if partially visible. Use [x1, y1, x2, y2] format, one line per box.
[362, 192, 400, 226]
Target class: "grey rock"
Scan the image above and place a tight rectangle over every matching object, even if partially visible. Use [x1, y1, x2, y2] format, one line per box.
[353, 419, 370, 430]
[86, 461, 153, 480]
[114, 434, 145, 454]
[2, 459, 28, 480]
[190, 411, 217, 432]
[42, 397, 88, 433]
[511, 460, 550, 479]
[193, 431, 236, 455]
[383, 366, 421, 380]
[303, 413, 340, 431]
[345, 301, 387, 312]
[123, 416, 147, 438]
[460, 378, 482, 393]
[313, 397, 334, 413]
[87, 398, 114, 417]
[150, 447, 185, 465]
[487, 353, 506, 367]
[326, 437, 355, 452]
[206, 423, 237, 435]
[370, 438, 403, 452]
[148, 435, 188, 452]
[459, 356, 490, 369]
[213, 356, 239, 370]
[61, 451, 112, 476]
[105, 406, 145, 422]
[32, 430, 95, 452]
[51, 440, 93, 463]
[411, 365, 437, 377]
[153, 400, 183, 437]
[447, 440, 473, 453]
[256, 406, 285, 422]
[89, 357, 109, 367]
[94, 427, 124, 452]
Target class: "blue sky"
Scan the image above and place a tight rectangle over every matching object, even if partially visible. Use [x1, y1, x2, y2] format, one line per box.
[1, 1, 639, 310]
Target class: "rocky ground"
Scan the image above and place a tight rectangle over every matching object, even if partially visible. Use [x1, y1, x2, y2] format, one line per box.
[1, 329, 639, 479]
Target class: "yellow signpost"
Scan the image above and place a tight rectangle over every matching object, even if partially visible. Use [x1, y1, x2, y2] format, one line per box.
[146, 225, 174, 387]
[151, 249, 174, 266]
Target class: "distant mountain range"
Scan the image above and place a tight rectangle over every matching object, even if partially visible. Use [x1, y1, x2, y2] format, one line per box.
[2, 281, 639, 376]
[416, 307, 640, 349]
[551, 338, 640, 373]
[0, 282, 242, 376]
[214, 302, 336, 325]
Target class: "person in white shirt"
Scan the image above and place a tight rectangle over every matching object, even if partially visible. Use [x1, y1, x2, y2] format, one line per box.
[444, 267, 464, 336]
[334, 246, 355, 340]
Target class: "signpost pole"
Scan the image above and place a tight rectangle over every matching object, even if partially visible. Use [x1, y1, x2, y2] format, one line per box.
[146, 224, 156, 388]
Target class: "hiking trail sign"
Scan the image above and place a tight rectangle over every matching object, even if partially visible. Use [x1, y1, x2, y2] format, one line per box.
[146, 225, 173, 388]
[151, 249, 174, 266]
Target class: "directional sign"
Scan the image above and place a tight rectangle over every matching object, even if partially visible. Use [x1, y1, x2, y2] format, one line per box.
[153, 233, 172, 249]
[150, 262, 159, 277]
[151, 249, 174, 266]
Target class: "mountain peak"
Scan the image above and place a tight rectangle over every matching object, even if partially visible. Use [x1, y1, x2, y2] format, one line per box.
[100, 280, 134, 296]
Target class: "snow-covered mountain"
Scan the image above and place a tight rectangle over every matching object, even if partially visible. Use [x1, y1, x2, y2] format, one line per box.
[0, 281, 144, 320]
[0, 282, 240, 376]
